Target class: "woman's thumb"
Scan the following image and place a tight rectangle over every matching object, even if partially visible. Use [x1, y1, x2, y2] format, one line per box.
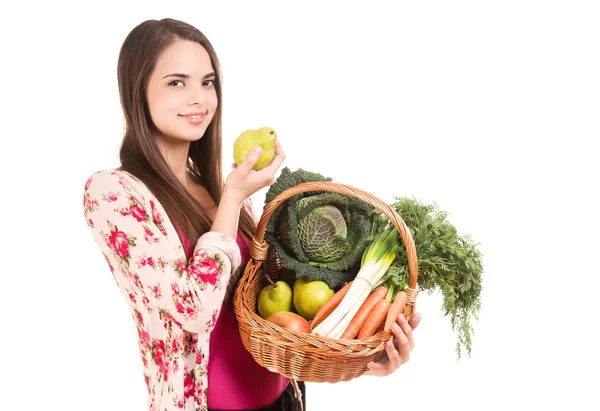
[238, 145, 262, 171]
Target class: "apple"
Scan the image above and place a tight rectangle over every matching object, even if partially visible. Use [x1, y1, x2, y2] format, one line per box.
[266, 311, 311, 333]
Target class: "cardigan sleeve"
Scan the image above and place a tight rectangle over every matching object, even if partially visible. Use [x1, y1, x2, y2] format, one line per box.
[83, 169, 241, 334]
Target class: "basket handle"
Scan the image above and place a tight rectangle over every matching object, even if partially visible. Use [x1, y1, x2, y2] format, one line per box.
[250, 181, 419, 301]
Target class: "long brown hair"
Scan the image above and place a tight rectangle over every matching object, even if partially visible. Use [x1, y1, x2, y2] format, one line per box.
[116, 18, 256, 296]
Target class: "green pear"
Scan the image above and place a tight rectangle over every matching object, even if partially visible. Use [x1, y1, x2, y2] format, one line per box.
[257, 280, 293, 319]
[293, 278, 334, 321]
[233, 127, 278, 170]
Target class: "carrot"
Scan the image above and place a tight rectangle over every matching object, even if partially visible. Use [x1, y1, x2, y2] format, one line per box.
[310, 281, 353, 330]
[340, 286, 388, 339]
[358, 298, 391, 339]
[384, 291, 408, 331]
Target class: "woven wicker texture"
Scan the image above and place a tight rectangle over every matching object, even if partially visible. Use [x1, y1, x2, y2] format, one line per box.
[233, 182, 419, 383]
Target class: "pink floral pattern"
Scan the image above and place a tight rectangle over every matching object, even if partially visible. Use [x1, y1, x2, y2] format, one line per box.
[83, 169, 241, 411]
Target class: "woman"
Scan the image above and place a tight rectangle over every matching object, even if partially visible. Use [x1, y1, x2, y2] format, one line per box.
[82, 18, 420, 411]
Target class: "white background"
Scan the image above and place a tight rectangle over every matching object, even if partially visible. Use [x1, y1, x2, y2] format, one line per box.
[1, 1, 599, 410]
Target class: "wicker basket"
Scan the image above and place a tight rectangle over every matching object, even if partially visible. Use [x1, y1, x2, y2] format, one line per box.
[233, 182, 419, 383]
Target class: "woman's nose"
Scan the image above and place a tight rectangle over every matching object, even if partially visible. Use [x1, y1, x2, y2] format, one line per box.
[188, 84, 207, 106]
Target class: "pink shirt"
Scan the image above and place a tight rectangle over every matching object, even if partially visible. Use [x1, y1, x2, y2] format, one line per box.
[178, 229, 290, 409]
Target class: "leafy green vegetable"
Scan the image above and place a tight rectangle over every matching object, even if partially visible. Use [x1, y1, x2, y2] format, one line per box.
[264, 167, 374, 289]
[372, 197, 484, 359]
[298, 204, 349, 263]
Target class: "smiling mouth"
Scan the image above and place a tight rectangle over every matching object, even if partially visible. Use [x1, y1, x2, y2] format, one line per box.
[179, 113, 206, 125]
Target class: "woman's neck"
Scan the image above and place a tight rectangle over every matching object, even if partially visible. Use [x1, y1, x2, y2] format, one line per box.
[157, 137, 194, 189]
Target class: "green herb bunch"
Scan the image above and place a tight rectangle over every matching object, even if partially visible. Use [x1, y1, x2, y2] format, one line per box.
[372, 197, 484, 359]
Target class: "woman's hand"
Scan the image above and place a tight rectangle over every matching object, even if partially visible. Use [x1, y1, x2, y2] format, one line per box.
[212, 142, 284, 239]
[224, 142, 285, 205]
[363, 312, 421, 376]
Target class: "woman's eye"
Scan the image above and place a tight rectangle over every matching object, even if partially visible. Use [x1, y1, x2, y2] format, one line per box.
[168, 80, 185, 87]
[203, 79, 215, 87]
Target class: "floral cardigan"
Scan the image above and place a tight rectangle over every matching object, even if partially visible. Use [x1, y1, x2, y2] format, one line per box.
[83, 168, 242, 411]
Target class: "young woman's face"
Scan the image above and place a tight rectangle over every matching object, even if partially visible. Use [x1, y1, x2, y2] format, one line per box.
[146, 40, 218, 144]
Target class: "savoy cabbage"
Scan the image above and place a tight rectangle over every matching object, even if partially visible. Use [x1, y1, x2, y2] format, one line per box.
[263, 167, 374, 289]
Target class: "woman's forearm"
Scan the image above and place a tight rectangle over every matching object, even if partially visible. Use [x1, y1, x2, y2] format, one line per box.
[211, 187, 244, 240]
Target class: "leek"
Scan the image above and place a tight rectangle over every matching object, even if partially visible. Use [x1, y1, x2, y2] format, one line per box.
[311, 227, 400, 338]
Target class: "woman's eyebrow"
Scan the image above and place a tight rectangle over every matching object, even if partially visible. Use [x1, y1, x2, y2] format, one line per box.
[162, 72, 215, 79]
[162, 73, 190, 79]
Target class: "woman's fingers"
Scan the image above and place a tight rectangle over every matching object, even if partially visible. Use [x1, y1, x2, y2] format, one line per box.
[235, 142, 285, 180]
[385, 337, 402, 369]
[366, 360, 382, 371]
[364, 312, 421, 377]
[235, 146, 263, 174]
[396, 314, 415, 351]
[392, 322, 411, 364]
[408, 312, 421, 331]
[260, 141, 285, 175]
[366, 332, 405, 376]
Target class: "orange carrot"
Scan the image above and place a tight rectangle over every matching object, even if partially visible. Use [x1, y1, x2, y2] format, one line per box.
[358, 298, 391, 339]
[384, 291, 408, 331]
[340, 286, 388, 339]
[310, 281, 353, 330]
